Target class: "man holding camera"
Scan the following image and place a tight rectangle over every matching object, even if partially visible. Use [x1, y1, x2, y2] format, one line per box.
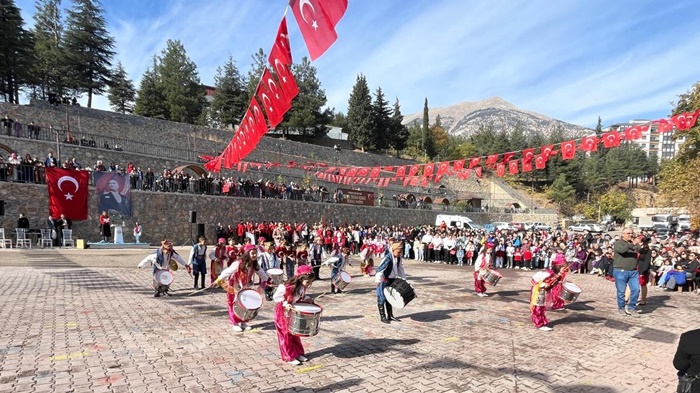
[613, 228, 642, 316]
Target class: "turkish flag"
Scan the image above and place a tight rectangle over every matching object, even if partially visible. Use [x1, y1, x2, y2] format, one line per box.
[423, 163, 435, 177]
[501, 152, 515, 163]
[496, 163, 505, 177]
[452, 159, 465, 172]
[269, 18, 292, 66]
[246, 99, 268, 137]
[410, 177, 419, 187]
[370, 167, 381, 178]
[46, 167, 89, 220]
[509, 160, 519, 175]
[395, 166, 406, 178]
[522, 148, 535, 164]
[474, 167, 483, 178]
[459, 169, 471, 180]
[403, 177, 411, 187]
[561, 140, 576, 160]
[323, 0, 348, 26]
[437, 162, 450, 176]
[655, 119, 674, 133]
[601, 131, 620, 148]
[469, 157, 481, 169]
[357, 167, 369, 177]
[420, 178, 429, 187]
[624, 125, 647, 141]
[256, 69, 290, 128]
[269, 54, 299, 101]
[408, 165, 420, 176]
[535, 154, 546, 169]
[486, 154, 499, 166]
[541, 144, 555, 159]
[291, 0, 339, 61]
[580, 136, 598, 152]
[522, 158, 532, 172]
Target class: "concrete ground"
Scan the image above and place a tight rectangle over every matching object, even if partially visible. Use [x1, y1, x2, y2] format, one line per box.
[0, 247, 695, 393]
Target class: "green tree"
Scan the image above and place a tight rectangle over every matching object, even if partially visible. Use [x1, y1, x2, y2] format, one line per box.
[210, 55, 247, 129]
[62, 0, 115, 107]
[245, 48, 267, 102]
[405, 122, 423, 158]
[371, 86, 391, 150]
[595, 116, 603, 137]
[430, 123, 450, 160]
[346, 74, 374, 151]
[468, 122, 496, 156]
[546, 174, 576, 216]
[509, 121, 528, 151]
[0, 0, 33, 103]
[388, 98, 409, 156]
[30, 0, 65, 99]
[158, 39, 205, 124]
[422, 98, 436, 158]
[598, 189, 634, 221]
[133, 57, 167, 119]
[280, 57, 330, 138]
[331, 110, 347, 129]
[107, 61, 135, 114]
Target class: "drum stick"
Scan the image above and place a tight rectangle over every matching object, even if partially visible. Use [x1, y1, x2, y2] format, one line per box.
[314, 292, 328, 301]
[188, 287, 210, 296]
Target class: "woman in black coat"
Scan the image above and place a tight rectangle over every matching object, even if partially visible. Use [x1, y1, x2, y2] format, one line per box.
[674, 328, 700, 393]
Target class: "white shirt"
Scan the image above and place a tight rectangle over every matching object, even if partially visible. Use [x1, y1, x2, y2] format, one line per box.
[375, 255, 407, 283]
[273, 283, 308, 306]
[474, 253, 491, 272]
[421, 234, 433, 244]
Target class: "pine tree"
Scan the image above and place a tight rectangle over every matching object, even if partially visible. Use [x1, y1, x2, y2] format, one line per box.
[158, 39, 205, 124]
[509, 121, 528, 151]
[107, 61, 135, 114]
[371, 87, 391, 150]
[246, 48, 267, 102]
[63, 0, 115, 107]
[31, 0, 65, 99]
[0, 0, 33, 103]
[133, 57, 167, 120]
[388, 98, 409, 156]
[210, 55, 247, 129]
[422, 98, 436, 158]
[281, 57, 330, 138]
[595, 116, 603, 137]
[346, 74, 374, 151]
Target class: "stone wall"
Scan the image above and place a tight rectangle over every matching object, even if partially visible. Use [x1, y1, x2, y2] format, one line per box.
[0, 182, 558, 245]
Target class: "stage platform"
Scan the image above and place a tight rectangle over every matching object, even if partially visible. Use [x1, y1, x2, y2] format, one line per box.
[85, 242, 153, 250]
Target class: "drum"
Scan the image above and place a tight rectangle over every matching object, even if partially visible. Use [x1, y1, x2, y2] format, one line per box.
[332, 271, 352, 290]
[287, 302, 323, 337]
[153, 270, 174, 289]
[267, 268, 284, 285]
[483, 269, 502, 286]
[169, 260, 179, 271]
[559, 282, 582, 303]
[383, 279, 416, 309]
[233, 289, 263, 322]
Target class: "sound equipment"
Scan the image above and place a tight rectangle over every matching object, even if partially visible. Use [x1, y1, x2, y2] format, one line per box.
[189, 211, 197, 223]
[0, 200, 4, 216]
[196, 223, 205, 239]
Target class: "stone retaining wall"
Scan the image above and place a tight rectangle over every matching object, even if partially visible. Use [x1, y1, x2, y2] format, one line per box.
[0, 182, 558, 245]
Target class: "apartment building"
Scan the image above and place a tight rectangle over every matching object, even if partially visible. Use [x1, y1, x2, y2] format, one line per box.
[603, 120, 686, 162]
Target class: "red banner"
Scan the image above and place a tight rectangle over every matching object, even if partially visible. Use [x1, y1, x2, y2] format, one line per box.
[46, 167, 89, 220]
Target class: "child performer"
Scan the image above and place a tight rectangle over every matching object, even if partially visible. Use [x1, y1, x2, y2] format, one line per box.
[549, 254, 569, 310]
[189, 236, 208, 289]
[474, 243, 494, 297]
[328, 247, 352, 294]
[210, 237, 227, 285]
[530, 263, 566, 331]
[212, 246, 271, 332]
[273, 265, 316, 366]
[225, 238, 239, 267]
[137, 240, 190, 297]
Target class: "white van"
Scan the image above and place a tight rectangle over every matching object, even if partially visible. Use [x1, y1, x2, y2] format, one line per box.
[651, 214, 679, 232]
[678, 214, 691, 231]
[436, 214, 479, 230]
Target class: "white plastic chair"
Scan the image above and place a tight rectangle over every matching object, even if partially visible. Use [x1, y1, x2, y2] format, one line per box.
[0, 229, 13, 249]
[39, 229, 53, 248]
[62, 229, 75, 248]
[15, 228, 31, 248]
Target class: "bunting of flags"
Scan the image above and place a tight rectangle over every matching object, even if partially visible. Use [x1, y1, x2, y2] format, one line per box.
[209, 109, 700, 188]
[205, 1, 349, 172]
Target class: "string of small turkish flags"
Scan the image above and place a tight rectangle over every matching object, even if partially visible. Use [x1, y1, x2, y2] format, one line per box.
[204, 1, 348, 172]
[212, 110, 700, 188]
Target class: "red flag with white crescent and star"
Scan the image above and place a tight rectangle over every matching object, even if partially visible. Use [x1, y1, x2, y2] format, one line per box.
[580, 135, 599, 152]
[46, 167, 89, 220]
[509, 160, 519, 175]
[561, 140, 576, 160]
[601, 131, 621, 148]
[290, 0, 340, 61]
[469, 157, 481, 169]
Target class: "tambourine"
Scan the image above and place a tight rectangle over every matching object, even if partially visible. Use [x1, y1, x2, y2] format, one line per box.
[169, 260, 179, 271]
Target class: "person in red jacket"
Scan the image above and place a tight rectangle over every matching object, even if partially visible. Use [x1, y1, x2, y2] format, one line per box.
[523, 247, 534, 270]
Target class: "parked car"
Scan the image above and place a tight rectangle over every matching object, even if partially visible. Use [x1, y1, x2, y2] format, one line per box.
[491, 222, 510, 231]
[509, 222, 525, 231]
[531, 222, 551, 231]
[569, 222, 603, 233]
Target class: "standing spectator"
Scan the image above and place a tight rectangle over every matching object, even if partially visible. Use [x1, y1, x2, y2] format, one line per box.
[145, 167, 155, 190]
[613, 228, 642, 316]
[673, 328, 700, 393]
[44, 152, 57, 168]
[55, 214, 69, 245]
[0, 154, 6, 181]
[133, 221, 142, 244]
[17, 213, 30, 229]
[99, 211, 111, 243]
[28, 122, 40, 139]
[2, 116, 13, 136]
[46, 215, 57, 246]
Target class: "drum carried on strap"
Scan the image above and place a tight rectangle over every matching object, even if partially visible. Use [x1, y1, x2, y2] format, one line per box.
[233, 289, 263, 322]
[267, 268, 284, 285]
[559, 282, 582, 303]
[483, 269, 502, 286]
[153, 270, 174, 290]
[383, 279, 416, 309]
[287, 302, 323, 337]
[332, 271, 352, 290]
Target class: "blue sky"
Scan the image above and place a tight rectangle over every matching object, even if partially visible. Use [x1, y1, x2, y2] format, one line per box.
[15, 0, 700, 128]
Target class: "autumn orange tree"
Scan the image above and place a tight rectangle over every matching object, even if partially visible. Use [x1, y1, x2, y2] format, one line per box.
[658, 81, 700, 229]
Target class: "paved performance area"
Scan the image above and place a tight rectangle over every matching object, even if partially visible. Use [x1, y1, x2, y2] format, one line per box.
[0, 248, 695, 393]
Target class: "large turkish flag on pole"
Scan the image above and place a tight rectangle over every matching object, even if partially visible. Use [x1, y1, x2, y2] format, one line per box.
[291, 0, 339, 61]
[46, 167, 89, 220]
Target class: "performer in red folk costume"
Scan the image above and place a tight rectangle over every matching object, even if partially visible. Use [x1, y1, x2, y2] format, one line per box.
[225, 238, 239, 267]
[530, 263, 567, 331]
[296, 244, 309, 267]
[210, 237, 227, 284]
[474, 243, 494, 297]
[213, 246, 271, 332]
[273, 265, 316, 366]
[549, 254, 569, 310]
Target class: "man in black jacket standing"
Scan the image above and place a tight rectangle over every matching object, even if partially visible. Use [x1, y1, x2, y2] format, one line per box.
[613, 228, 641, 316]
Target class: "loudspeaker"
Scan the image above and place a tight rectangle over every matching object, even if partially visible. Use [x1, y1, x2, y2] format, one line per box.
[196, 223, 205, 239]
[0, 200, 4, 216]
[189, 211, 197, 223]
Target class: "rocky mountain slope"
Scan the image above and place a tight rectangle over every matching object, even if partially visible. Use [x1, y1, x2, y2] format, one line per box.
[403, 97, 591, 138]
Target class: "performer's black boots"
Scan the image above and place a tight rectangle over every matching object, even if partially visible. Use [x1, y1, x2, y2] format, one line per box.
[378, 304, 390, 324]
[200, 274, 205, 289]
[330, 284, 335, 294]
[265, 288, 273, 301]
[385, 303, 400, 322]
[193, 274, 199, 289]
